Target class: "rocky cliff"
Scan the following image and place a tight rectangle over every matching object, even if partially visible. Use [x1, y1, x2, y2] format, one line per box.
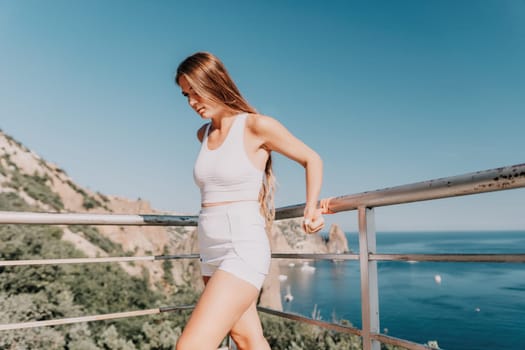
[0, 130, 201, 292]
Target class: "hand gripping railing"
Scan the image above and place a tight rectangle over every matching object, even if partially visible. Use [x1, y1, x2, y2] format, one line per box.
[0, 163, 524, 350]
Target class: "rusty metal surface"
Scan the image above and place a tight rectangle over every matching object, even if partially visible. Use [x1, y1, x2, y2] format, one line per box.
[276, 163, 525, 220]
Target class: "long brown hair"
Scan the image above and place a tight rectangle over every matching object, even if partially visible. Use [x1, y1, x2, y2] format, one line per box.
[176, 52, 276, 228]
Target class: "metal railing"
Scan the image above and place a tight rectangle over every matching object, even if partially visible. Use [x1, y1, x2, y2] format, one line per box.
[0, 162, 524, 350]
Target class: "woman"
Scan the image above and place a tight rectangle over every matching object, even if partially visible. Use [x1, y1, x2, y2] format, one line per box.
[175, 52, 325, 350]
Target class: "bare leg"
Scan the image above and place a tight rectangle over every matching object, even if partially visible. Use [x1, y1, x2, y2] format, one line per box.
[175, 270, 259, 350]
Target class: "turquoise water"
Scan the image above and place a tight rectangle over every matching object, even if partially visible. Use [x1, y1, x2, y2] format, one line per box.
[279, 231, 525, 350]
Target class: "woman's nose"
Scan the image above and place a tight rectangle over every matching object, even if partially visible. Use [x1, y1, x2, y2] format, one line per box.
[188, 96, 197, 107]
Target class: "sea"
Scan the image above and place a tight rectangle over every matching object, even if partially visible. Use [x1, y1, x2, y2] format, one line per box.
[278, 231, 525, 350]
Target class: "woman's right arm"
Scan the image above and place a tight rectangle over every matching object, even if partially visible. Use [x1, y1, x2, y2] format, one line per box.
[249, 114, 325, 233]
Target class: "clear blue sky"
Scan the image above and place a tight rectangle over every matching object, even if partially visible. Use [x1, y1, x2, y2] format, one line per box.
[1, 0, 524, 231]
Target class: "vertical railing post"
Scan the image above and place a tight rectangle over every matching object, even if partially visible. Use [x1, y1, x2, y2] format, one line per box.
[358, 206, 380, 350]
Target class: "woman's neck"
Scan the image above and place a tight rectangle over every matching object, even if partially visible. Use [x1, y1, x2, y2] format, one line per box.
[210, 110, 242, 130]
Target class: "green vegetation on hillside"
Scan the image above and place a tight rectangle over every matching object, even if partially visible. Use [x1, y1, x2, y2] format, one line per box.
[66, 180, 110, 211]
[0, 192, 195, 349]
[9, 171, 64, 211]
[68, 225, 126, 255]
[1, 152, 64, 211]
[1, 146, 110, 212]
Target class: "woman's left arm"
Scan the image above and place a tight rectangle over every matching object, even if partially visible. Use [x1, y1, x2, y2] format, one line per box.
[250, 115, 324, 233]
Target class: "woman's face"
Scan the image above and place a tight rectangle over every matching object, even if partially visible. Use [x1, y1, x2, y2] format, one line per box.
[179, 75, 225, 119]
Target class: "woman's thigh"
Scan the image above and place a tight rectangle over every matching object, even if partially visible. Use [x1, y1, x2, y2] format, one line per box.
[177, 270, 259, 349]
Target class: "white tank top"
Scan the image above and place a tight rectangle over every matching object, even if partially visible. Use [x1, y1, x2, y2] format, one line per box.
[193, 114, 264, 204]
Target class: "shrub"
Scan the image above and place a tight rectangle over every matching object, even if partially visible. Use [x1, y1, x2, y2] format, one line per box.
[66, 180, 105, 210]
[0, 160, 6, 176]
[0, 192, 33, 211]
[162, 246, 175, 285]
[69, 225, 124, 254]
[8, 171, 64, 211]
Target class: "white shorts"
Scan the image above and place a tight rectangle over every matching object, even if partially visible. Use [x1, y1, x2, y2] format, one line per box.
[198, 201, 271, 290]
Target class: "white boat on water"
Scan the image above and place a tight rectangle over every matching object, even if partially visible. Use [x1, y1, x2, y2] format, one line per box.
[426, 340, 440, 349]
[300, 261, 316, 273]
[284, 285, 294, 302]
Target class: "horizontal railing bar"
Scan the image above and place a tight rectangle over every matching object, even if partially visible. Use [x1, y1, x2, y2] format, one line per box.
[276, 163, 525, 219]
[271, 253, 359, 260]
[0, 303, 364, 341]
[159, 305, 195, 313]
[0, 254, 201, 267]
[0, 305, 194, 331]
[0, 212, 198, 226]
[0, 305, 187, 331]
[371, 254, 525, 263]
[0, 256, 154, 267]
[4, 252, 524, 267]
[0, 253, 353, 267]
[372, 333, 433, 350]
[1, 164, 523, 224]
[154, 254, 200, 260]
[0, 309, 156, 330]
[257, 306, 362, 337]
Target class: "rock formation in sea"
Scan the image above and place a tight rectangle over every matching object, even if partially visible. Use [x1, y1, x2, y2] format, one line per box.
[259, 218, 351, 309]
[327, 223, 350, 254]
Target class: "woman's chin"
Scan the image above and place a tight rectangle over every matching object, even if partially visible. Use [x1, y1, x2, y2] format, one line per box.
[197, 111, 209, 119]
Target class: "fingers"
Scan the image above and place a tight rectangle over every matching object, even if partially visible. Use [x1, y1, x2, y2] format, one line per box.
[302, 215, 325, 234]
[302, 197, 334, 234]
[319, 197, 335, 214]
[302, 219, 308, 233]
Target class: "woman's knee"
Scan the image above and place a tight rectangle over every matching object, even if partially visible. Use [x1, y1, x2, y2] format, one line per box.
[230, 329, 267, 350]
[230, 330, 248, 349]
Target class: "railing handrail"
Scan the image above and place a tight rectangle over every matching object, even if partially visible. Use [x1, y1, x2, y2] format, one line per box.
[0, 163, 523, 225]
[2, 253, 524, 268]
[0, 212, 198, 225]
[276, 162, 525, 219]
[0, 163, 525, 226]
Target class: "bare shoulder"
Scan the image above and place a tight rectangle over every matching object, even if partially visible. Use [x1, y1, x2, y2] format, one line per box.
[196, 123, 209, 143]
[246, 114, 283, 135]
